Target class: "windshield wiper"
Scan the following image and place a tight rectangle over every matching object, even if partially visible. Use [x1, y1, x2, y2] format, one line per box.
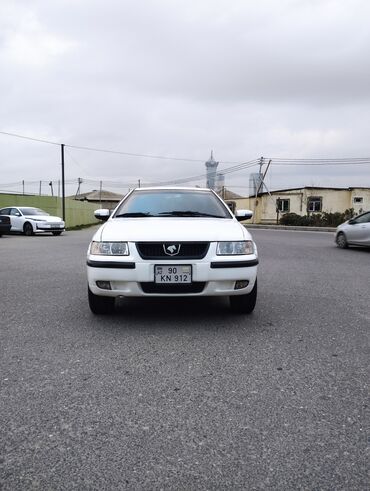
[115, 212, 154, 218]
[158, 211, 225, 218]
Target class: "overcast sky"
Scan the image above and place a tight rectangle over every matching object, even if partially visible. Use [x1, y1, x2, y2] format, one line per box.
[1, 0, 370, 196]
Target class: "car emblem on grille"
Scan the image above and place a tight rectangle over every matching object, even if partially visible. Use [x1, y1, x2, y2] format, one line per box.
[163, 243, 181, 256]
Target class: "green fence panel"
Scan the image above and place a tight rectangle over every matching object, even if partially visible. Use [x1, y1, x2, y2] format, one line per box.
[0, 194, 100, 228]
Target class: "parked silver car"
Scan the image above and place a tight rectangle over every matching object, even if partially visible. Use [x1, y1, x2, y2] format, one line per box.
[335, 211, 370, 248]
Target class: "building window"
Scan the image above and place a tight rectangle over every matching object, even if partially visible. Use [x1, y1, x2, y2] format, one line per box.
[276, 198, 290, 212]
[307, 197, 322, 212]
[353, 197, 363, 204]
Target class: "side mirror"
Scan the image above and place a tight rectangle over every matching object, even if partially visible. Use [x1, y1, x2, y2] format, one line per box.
[94, 209, 111, 221]
[235, 209, 253, 221]
[348, 218, 356, 225]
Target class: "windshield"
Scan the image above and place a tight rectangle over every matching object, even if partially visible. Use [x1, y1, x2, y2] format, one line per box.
[19, 207, 49, 216]
[114, 190, 231, 219]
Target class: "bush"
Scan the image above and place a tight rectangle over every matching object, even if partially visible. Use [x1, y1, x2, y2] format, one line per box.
[279, 209, 354, 227]
[279, 213, 309, 226]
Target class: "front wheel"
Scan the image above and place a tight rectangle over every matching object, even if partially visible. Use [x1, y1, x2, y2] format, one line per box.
[88, 287, 115, 314]
[230, 279, 257, 314]
[23, 222, 34, 236]
[336, 232, 348, 249]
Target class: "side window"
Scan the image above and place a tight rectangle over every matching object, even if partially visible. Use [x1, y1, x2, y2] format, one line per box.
[353, 197, 363, 204]
[10, 208, 21, 216]
[307, 197, 322, 212]
[0, 208, 10, 215]
[355, 212, 370, 224]
[276, 198, 290, 212]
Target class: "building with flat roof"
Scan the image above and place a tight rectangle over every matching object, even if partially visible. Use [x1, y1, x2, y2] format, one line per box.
[233, 186, 370, 224]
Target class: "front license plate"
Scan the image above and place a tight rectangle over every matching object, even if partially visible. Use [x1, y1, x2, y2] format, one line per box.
[154, 265, 192, 283]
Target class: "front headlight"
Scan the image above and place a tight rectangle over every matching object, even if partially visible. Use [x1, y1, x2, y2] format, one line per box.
[90, 241, 129, 255]
[217, 240, 254, 255]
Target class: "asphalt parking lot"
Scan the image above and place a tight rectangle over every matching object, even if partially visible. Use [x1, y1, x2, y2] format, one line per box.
[0, 228, 369, 490]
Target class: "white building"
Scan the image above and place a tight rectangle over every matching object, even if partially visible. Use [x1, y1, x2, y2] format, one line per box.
[232, 186, 370, 224]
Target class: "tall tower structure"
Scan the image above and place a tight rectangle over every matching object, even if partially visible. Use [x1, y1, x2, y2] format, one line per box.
[205, 151, 219, 190]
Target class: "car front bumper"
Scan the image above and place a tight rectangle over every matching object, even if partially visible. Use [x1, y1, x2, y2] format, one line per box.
[87, 256, 258, 297]
[36, 223, 65, 231]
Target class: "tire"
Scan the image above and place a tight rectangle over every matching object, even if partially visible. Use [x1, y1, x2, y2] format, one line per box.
[23, 222, 34, 236]
[88, 287, 115, 314]
[52, 231, 62, 236]
[230, 279, 257, 314]
[336, 232, 348, 249]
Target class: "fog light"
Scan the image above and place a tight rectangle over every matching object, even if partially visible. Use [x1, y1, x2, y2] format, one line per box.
[234, 280, 249, 290]
[96, 281, 111, 290]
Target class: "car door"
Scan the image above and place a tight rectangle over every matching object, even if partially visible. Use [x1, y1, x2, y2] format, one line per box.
[347, 212, 370, 245]
[9, 208, 24, 232]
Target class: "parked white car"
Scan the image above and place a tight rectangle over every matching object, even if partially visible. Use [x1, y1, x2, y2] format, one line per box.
[87, 187, 258, 314]
[335, 210, 370, 248]
[0, 207, 65, 236]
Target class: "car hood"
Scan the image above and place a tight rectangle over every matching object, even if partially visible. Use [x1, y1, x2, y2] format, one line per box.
[94, 217, 252, 242]
[24, 215, 63, 222]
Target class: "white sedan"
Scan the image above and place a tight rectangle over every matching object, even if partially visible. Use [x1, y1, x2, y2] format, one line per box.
[87, 187, 258, 314]
[335, 210, 370, 248]
[0, 206, 65, 236]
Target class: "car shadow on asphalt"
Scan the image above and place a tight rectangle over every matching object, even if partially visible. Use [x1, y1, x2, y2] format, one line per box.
[115, 296, 230, 318]
[88, 296, 263, 333]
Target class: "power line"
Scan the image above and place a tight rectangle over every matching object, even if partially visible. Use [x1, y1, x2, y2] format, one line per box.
[269, 157, 370, 165]
[66, 143, 207, 163]
[1, 130, 212, 163]
[0, 131, 60, 146]
[3, 129, 370, 168]
[270, 157, 370, 161]
[145, 159, 260, 187]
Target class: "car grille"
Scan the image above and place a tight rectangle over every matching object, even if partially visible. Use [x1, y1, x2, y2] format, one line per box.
[140, 282, 206, 294]
[136, 242, 209, 260]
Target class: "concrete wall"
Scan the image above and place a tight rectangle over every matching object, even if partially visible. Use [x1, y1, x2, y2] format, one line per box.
[0, 194, 100, 228]
[350, 188, 370, 215]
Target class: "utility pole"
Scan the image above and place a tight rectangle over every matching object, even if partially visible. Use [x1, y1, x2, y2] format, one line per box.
[22, 180, 25, 195]
[99, 180, 102, 207]
[39, 181, 42, 196]
[276, 198, 281, 224]
[75, 177, 82, 199]
[138, 179, 141, 188]
[61, 144, 65, 221]
[256, 159, 272, 195]
[49, 181, 54, 197]
[253, 157, 264, 223]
